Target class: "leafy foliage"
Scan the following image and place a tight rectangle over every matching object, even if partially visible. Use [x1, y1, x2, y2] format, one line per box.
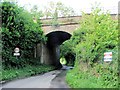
[1, 1, 46, 68]
[43, 1, 76, 26]
[65, 8, 118, 88]
[66, 60, 118, 88]
[44, 1, 75, 18]
[60, 39, 75, 66]
[74, 10, 118, 65]
[30, 5, 44, 19]
[60, 40, 75, 57]
[1, 64, 55, 81]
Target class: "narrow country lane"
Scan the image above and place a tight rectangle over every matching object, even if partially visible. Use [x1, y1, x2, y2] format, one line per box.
[1, 69, 70, 89]
[50, 70, 69, 88]
[1, 70, 62, 89]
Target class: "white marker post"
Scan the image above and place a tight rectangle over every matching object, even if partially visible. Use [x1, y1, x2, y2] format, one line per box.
[104, 52, 112, 62]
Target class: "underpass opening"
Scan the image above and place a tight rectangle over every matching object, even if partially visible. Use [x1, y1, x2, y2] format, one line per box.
[46, 31, 71, 69]
[60, 40, 76, 67]
[64, 53, 75, 66]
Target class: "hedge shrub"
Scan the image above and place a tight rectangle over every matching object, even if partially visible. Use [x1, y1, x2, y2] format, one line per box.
[65, 8, 118, 88]
[1, 1, 46, 68]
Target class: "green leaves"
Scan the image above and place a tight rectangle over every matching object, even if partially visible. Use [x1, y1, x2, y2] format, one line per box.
[1, 64, 55, 81]
[73, 8, 118, 64]
[1, 1, 46, 68]
[65, 7, 118, 88]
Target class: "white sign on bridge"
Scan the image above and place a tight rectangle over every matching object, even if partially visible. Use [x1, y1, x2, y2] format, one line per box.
[104, 52, 112, 62]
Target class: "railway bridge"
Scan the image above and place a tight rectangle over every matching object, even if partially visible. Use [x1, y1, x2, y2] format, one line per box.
[35, 14, 117, 68]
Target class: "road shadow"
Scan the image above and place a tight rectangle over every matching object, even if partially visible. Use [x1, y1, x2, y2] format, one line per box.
[50, 70, 70, 88]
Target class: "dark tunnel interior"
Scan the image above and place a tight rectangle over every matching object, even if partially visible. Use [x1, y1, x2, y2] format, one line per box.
[46, 31, 71, 48]
[46, 31, 72, 69]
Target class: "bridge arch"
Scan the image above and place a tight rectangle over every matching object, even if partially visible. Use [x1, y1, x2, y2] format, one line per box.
[46, 31, 71, 47]
[40, 31, 72, 69]
[39, 14, 117, 68]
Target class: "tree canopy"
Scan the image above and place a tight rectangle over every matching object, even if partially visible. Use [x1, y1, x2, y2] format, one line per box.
[62, 7, 118, 88]
[43, 1, 76, 18]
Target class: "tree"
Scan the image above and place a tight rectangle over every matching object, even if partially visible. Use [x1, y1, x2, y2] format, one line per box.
[44, 1, 75, 18]
[43, 1, 76, 26]
[74, 8, 118, 65]
[30, 5, 44, 21]
[65, 7, 118, 88]
[1, 1, 46, 68]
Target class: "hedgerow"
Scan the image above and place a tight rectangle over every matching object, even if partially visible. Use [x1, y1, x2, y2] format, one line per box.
[65, 8, 118, 88]
[1, 64, 55, 81]
[1, 1, 46, 68]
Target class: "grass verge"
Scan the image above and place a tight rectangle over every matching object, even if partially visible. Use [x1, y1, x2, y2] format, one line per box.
[66, 63, 118, 88]
[0, 64, 55, 82]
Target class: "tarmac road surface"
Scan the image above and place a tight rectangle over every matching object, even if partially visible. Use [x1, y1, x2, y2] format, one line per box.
[1, 68, 71, 89]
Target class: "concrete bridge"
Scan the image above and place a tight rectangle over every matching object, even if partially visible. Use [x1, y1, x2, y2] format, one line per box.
[35, 14, 117, 68]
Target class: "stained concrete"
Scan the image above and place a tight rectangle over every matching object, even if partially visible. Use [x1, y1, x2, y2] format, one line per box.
[40, 31, 71, 68]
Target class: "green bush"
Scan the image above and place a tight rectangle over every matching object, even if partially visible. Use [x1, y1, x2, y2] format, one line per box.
[74, 9, 118, 65]
[60, 39, 76, 66]
[1, 1, 46, 68]
[1, 64, 55, 81]
[60, 40, 75, 57]
[66, 7, 118, 88]
[66, 61, 118, 88]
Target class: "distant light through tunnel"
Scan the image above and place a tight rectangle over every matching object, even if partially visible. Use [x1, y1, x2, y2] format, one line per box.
[45, 31, 71, 69]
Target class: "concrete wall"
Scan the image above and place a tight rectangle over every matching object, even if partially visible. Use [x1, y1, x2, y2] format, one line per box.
[40, 43, 52, 64]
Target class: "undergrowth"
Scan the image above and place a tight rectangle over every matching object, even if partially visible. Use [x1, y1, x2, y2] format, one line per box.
[1, 64, 55, 81]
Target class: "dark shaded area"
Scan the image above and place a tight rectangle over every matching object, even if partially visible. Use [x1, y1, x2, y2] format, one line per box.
[46, 31, 72, 69]
[65, 53, 75, 66]
[46, 31, 71, 48]
[50, 70, 69, 88]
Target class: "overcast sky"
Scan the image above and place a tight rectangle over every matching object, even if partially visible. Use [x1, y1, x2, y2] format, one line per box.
[17, 0, 119, 15]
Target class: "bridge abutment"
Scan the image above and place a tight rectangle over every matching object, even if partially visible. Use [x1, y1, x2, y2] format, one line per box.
[35, 31, 71, 68]
[39, 43, 62, 68]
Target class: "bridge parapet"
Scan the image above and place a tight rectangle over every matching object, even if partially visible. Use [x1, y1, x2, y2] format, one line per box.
[41, 14, 117, 35]
[41, 14, 117, 25]
[42, 23, 79, 35]
[41, 16, 82, 26]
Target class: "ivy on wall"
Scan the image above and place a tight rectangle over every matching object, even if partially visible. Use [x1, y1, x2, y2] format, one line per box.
[1, 1, 46, 68]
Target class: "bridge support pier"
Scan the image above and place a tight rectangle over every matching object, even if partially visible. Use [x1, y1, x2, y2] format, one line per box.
[40, 43, 51, 64]
[40, 43, 62, 68]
